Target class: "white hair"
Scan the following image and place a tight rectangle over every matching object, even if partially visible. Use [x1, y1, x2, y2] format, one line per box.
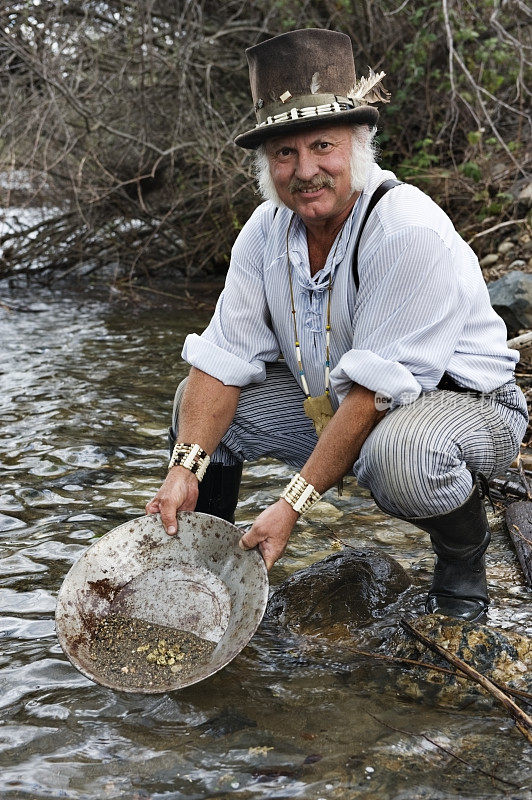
[253, 125, 377, 206]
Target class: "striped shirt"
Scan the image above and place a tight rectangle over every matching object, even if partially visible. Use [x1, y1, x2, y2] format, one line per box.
[182, 163, 518, 407]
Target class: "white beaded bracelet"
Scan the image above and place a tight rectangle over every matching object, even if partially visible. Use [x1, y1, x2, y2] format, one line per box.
[280, 473, 321, 515]
[168, 443, 210, 481]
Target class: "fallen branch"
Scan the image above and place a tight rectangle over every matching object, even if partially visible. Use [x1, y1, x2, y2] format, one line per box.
[467, 217, 529, 245]
[320, 524, 356, 550]
[490, 475, 530, 502]
[505, 502, 532, 587]
[400, 618, 532, 744]
[351, 646, 532, 705]
[516, 451, 532, 501]
[511, 523, 532, 549]
[511, 453, 532, 472]
[112, 283, 212, 309]
[507, 331, 532, 350]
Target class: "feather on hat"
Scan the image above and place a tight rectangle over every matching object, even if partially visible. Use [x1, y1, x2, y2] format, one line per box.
[235, 29, 390, 149]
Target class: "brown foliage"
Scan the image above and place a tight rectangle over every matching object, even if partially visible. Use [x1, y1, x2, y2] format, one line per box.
[0, 0, 529, 283]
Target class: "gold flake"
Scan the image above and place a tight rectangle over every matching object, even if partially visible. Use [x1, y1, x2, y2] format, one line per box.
[248, 746, 274, 756]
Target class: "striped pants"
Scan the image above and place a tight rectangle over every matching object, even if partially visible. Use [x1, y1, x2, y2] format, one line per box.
[172, 363, 528, 518]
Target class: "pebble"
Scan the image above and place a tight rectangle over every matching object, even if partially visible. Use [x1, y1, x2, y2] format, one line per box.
[480, 253, 498, 267]
[89, 615, 216, 689]
[498, 240, 514, 255]
[509, 259, 526, 269]
[518, 183, 532, 207]
[307, 501, 344, 521]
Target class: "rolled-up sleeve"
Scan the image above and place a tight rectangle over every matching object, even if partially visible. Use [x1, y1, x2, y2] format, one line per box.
[330, 225, 471, 405]
[182, 208, 280, 386]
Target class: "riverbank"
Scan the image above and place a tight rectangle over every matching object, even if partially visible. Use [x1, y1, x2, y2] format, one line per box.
[1, 170, 531, 292]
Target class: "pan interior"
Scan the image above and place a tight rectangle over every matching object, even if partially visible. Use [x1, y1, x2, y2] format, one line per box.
[108, 563, 231, 642]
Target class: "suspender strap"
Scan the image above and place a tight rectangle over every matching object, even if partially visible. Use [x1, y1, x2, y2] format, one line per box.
[352, 179, 402, 290]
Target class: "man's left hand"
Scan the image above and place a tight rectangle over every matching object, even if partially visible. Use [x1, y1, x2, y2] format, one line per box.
[239, 499, 299, 570]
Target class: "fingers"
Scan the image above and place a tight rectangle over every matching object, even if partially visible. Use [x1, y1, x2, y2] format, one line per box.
[238, 501, 297, 571]
[145, 496, 178, 534]
[145, 469, 199, 536]
[240, 531, 273, 571]
[145, 498, 160, 515]
[158, 491, 198, 535]
[239, 528, 263, 551]
[259, 543, 277, 572]
[240, 533, 278, 570]
[159, 502, 179, 535]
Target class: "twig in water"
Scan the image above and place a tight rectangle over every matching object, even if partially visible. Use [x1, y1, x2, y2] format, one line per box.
[365, 710, 520, 789]
[351, 647, 532, 705]
[400, 618, 532, 744]
[318, 522, 357, 550]
[511, 523, 532, 549]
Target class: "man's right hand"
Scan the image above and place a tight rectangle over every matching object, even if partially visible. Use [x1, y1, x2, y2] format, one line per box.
[145, 466, 199, 535]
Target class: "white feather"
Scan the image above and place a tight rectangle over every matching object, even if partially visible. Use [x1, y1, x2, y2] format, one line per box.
[348, 67, 391, 105]
[310, 72, 320, 94]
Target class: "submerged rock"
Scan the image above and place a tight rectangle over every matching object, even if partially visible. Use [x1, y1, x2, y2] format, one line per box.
[198, 708, 258, 738]
[265, 548, 410, 634]
[390, 616, 532, 708]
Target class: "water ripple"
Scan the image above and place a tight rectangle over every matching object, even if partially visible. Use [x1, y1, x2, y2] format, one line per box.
[0, 288, 530, 800]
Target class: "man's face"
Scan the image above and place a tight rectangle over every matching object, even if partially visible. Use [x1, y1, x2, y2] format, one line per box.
[264, 124, 357, 229]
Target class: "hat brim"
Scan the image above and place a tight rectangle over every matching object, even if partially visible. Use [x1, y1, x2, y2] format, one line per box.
[234, 105, 379, 149]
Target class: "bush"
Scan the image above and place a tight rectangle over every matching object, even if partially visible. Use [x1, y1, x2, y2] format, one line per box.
[0, 0, 529, 282]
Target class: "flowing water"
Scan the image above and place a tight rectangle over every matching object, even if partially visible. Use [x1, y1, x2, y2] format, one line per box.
[0, 284, 530, 800]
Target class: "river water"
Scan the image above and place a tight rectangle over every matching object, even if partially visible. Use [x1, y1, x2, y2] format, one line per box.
[0, 285, 530, 800]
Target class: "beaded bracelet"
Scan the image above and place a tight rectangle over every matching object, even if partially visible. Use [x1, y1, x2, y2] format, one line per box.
[280, 473, 321, 515]
[168, 443, 210, 481]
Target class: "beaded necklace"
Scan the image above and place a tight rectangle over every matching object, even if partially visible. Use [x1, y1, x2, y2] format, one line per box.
[286, 213, 346, 437]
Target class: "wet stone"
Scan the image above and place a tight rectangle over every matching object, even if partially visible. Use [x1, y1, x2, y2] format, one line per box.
[389, 616, 532, 708]
[265, 548, 410, 634]
[89, 614, 216, 690]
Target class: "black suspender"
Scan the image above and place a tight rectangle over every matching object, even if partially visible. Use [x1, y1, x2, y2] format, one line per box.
[272, 178, 401, 289]
[352, 179, 402, 290]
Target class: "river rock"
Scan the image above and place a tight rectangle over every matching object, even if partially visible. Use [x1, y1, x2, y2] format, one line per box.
[265, 548, 410, 634]
[487, 270, 532, 334]
[390, 616, 532, 708]
[517, 181, 532, 209]
[497, 239, 514, 255]
[479, 253, 498, 268]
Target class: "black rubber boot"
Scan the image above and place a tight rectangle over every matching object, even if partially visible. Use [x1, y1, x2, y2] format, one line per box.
[194, 462, 242, 524]
[405, 481, 490, 622]
[168, 425, 242, 524]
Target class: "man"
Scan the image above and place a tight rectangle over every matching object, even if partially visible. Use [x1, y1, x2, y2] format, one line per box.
[146, 29, 527, 622]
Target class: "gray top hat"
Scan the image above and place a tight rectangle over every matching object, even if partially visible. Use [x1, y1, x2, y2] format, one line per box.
[235, 28, 389, 149]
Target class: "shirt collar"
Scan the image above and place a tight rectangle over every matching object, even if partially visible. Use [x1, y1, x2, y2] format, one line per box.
[287, 200, 360, 290]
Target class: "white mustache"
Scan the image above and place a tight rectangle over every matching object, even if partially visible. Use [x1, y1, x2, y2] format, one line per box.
[289, 176, 335, 193]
